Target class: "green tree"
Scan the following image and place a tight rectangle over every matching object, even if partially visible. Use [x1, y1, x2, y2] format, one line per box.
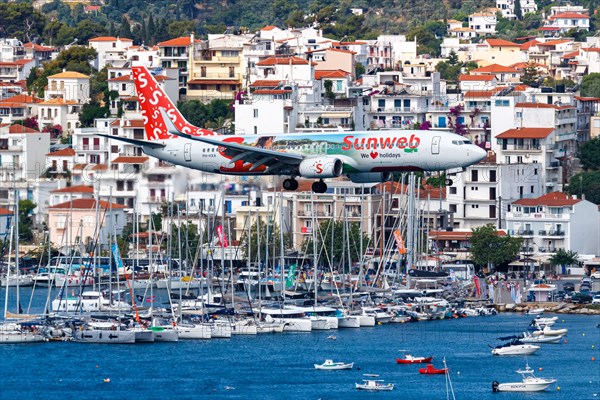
[548, 248, 579, 275]
[514, 0, 522, 20]
[0, 3, 46, 42]
[240, 219, 289, 264]
[118, 16, 131, 38]
[285, 10, 307, 28]
[168, 20, 195, 39]
[80, 100, 108, 127]
[355, 62, 365, 78]
[470, 224, 523, 271]
[581, 73, 600, 98]
[566, 171, 600, 204]
[302, 220, 371, 270]
[520, 61, 541, 86]
[324, 80, 336, 102]
[18, 200, 37, 243]
[447, 50, 459, 66]
[579, 137, 600, 170]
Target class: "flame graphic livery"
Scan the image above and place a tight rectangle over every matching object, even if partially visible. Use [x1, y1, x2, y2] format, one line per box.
[132, 66, 215, 141]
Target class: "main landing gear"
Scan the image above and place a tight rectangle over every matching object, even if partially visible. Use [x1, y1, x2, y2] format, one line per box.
[283, 178, 299, 191]
[283, 178, 328, 193]
[311, 180, 327, 194]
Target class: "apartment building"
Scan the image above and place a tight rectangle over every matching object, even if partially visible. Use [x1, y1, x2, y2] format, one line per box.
[157, 33, 200, 88]
[506, 192, 600, 256]
[88, 36, 134, 70]
[0, 124, 50, 182]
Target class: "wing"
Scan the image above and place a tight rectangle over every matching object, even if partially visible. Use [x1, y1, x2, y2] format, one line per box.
[158, 108, 304, 173]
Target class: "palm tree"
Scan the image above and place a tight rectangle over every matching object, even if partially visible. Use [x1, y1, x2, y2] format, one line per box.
[549, 249, 579, 276]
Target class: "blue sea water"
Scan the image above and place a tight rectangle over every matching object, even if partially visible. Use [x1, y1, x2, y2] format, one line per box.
[1, 288, 599, 400]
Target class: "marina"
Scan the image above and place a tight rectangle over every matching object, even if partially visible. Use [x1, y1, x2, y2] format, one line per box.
[1, 287, 599, 399]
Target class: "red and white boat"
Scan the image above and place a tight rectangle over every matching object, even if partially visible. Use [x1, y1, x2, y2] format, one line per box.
[396, 354, 433, 364]
[419, 364, 448, 375]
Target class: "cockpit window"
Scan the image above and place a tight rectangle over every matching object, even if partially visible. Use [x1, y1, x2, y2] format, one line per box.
[463, 140, 472, 144]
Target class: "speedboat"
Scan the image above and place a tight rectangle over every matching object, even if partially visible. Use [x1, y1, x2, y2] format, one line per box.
[396, 354, 434, 364]
[356, 378, 395, 391]
[534, 326, 568, 336]
[314, 359, 354, 370]
[419, 364, 448, 374]
[492, 363, 556, 392]
[520, 331, 564, 344]
[491, 338, 540, 355]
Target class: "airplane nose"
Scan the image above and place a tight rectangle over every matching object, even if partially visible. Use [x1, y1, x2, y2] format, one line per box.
[473, 146, 487, 163]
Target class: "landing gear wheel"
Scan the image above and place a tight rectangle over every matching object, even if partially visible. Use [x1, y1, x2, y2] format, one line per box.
[283, 178, 298, 191]
[312, 180, 327, 193]
[445, 179, 453, 186]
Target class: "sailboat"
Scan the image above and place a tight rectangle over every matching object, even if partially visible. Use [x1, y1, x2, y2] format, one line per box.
[1, 191, 46, 343]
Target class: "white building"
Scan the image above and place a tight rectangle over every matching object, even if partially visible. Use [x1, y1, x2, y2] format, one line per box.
[0, 124, 50, 182]
[88, 36, 134, 70]
[496, 0, 538, 19]
[469, 12, 497, 36]
[506, 192, 600, 257]
[543, 12, 590, 33]
[446, 155, 544, 230]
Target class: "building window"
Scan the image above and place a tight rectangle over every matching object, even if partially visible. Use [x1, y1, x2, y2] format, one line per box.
[449, 187, 457, 194]
[253, 109, 258, 118]
[200, 66, 207, 77]
[229, 66, 235, 78]
[471, 169, 478, 182]
[449, 204, 457, 213]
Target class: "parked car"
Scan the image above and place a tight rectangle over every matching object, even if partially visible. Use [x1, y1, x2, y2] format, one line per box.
[582, 277, 592, 285]
[571, 291, 593, 304]
[592, 294, 600, 305]
[591, 271, 600, 280]
[563, 282, 575, 292]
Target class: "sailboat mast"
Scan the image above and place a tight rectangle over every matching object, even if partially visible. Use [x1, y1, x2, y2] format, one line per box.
[14, 188, 20, 312]
[311, 191, 317, 306]
[278, 192, 285, 304]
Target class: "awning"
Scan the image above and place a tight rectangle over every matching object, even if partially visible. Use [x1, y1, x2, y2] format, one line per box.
[322, 112, 352, 118]
[575, 65, 588, 74]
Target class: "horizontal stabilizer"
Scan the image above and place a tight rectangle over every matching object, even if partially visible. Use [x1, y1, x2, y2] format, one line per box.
[97, 134, 166, 149]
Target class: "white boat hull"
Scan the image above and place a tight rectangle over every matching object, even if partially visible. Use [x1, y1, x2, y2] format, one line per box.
[0, 331, 45, 343]
[492, 344, 540, 355]
[152, 328, 179, 342]
[358, 315, 376, 327]
[495, 379, 556, 392]
[74, 329, 136, 344]
[338, 316, 361, 328]
[176, 324, 211, 339]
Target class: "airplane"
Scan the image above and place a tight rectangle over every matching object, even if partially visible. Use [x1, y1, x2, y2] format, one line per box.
[100, 66, 487, 193]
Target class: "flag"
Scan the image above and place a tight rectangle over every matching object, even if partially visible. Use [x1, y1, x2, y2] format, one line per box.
[473, 275, 481, 298]
[111, 243, 124, 274]
[216, 225, 228, 248]
[393, 229, 407, 254]
[285, 264, 297, 288]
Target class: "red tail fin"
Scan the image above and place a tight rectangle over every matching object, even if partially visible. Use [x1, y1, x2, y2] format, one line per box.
[132, 66, 215, 140]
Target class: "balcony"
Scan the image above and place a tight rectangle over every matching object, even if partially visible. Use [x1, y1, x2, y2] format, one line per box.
[518, 229, 534, 236]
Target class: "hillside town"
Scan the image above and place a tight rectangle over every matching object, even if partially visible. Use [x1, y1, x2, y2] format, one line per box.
[1, 0, 600, 280]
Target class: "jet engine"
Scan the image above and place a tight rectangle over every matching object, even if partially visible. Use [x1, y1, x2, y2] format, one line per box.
[347, 172, 393, 183]
[298, 157, 343, 179]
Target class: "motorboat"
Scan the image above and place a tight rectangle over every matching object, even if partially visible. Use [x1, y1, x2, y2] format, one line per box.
[531, 316, 557, 327]
[0, 323, 46, 343]
[520, 331, 564, 344]
[314, 359, 354, 370]
[525, 308, 545, 315]
[419, 364, 448, 375]
[491, 338, 540, 355]
[396, 354, 434, 364]
[356, 378, 395, 391]
[534, 326, 568, 336]
[492, 363, 556, 392]
[73, 321, 136, 344]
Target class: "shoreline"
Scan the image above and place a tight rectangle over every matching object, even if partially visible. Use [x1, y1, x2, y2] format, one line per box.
[495, 302, 600, 315]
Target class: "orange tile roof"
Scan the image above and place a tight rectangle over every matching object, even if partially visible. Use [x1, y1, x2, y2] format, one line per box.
[513, 192, 581, 206]
[574, 96, 600, 102]
[458, 74, 495, 81]
[520, 39, 540, 51]
[539, 39, 573, 46]
[429, 230, 506, 240]
[47, 148, 76, 157]
[257, 56, 309, 66]
[0, 207, 13, 215]
[375, 181, 446, 200]
[549, 12, 590, 19]
[157, 36, 199, 47]
[23, 42, 55, 51]
[49, 199, 126, 210]
[253, 89, 292, 95]
[91, 164, 108, 171]
[39, 98, 79, 105]
[315, 70, 351, 80]
[510, 62, 546, 69]
[471, 64, 520, 74]
[496, 127, 554, 139]
[249, 80, 283, 87]
[463, 89, 502, 98]
[486, 38, 520, 47]
[48, 71, 89, 79]
[51, 185, 94, 194]
[0, 94, 42, 104]
[0, 102, 27, 108]
[112, 156, 149, 163]
[515, 102, 575, 110]
[261, 25, 279, 31]
[188, 79, 240, 85]
[9, 124, 39, 134]
[89, 36, 133, 42]
[561, 50, 580, 59]
[73, 163, 87, 170]
[110, 119, 145, 127]
[15, 59, 34, 66]
[582, 47, 600, 52]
